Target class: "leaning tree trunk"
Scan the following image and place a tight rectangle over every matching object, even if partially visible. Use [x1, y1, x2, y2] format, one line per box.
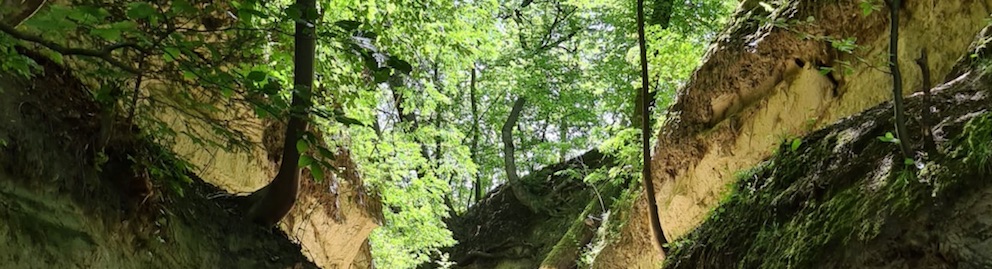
[501, 97, 541, 212]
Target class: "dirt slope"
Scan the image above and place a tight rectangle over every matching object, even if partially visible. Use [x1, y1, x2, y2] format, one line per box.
[0, 51, 317, 268]
[665, 27, 992, 268]
[440, 150, 618, 269]
[6, 1, 384, 266]
[593, 0, 992, 267]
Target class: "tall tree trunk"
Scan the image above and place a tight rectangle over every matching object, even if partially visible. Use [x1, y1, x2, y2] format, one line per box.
[637, 0, 670, 255]
[248, 0, 316, 226]
[502, 97, 539, 212]
[470, 66, 484, 203]
[559, 116, 568, 162]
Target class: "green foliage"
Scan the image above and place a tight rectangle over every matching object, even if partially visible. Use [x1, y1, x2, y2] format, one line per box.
[876, 131, 900, 143]
[954, 113, 992, 172]
[790, 138, 802, 152]
[1, 0, 734, 266]
[0, 36, 39, 77]
[858, 0, 882, 16]
[665, 109, 992, 269]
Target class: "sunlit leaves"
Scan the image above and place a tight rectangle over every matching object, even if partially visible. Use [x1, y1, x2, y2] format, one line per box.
[2, 0, 734, 267]
[247, 71, 268, 82]
[89, 21, 138, 42]
[125, 2, 157, 20]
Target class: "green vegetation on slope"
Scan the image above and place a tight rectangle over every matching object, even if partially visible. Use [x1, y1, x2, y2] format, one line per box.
[665, 57, 992, 268]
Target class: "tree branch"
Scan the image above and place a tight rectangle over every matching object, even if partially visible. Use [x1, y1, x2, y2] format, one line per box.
[887, 0, 912, 159]
[0, 22, 142, 74]
[915, 49, 936, 155]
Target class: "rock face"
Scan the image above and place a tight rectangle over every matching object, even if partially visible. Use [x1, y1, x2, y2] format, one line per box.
[593, 0, 992, 267]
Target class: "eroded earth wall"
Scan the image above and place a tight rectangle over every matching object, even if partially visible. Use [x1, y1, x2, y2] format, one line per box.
[594, 0, 992, 267]
[11, 0, 385, 266]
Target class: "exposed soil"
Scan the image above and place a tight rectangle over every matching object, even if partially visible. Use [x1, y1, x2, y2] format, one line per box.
[0, 49, 318, 268]
[595, 1, 992, 267]
[664, 34, 992, 268]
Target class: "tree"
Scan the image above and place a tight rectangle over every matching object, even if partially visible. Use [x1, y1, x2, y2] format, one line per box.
[501, 96, 542, 212]
[887, 0, 912, 159]
[246, 0, 317, 226]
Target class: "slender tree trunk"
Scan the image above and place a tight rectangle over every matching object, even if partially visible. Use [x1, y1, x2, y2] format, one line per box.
[502, 97, 539, 212]
[559, 116, 568, 162]
[888, 0, 912, 159]
[248, 0, 315, 226]
[470, 66, 484, 203]
[915, 49, 936, 155]
[637, 0, 670, 255]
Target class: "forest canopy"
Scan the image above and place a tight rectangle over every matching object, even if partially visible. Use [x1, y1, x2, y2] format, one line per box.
[0, 0, 734, 267]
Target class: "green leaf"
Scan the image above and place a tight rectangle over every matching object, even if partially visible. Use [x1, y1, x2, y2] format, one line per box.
[171, 0, 195, 13]
[221, 87, 233, 98]
[310, 165, 325, 182]
[903, 158, 915, 166]
[335, 114, 365, 127]
[239, 8, 269, 20]
[77, 6, 108, 20]
[335, 20, 362, 31]
[299, 155, 314, 167]
[387, 58, 413, 74]
[170, 181, 185, 197]
[296, 138, 309, 153]
[90, 27, 122, 41]
[877, 132, 900, 144]
[284, 4, 302, 21]
[182, 71, 197, 80]
[247, 71, 267, 82]
[859, 0, 880, 16]
[253, 105, 270, 118]
[373, 70, 390, 83]
[790, 138, 802, 152]
[318, 146, 336, 160]
[126, 2, 157, 20]
[163, 47, 183, 62]
[303, 6, 320, 20]
[111, 21, 139, 31]
[261, 81, 281, 95]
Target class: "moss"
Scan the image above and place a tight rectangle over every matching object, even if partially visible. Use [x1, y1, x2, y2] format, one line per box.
[541, 199, 598, 268]
[957, 113, 992, 172]
[665, 109, 992, 269]
[933, 112, 992, 198]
